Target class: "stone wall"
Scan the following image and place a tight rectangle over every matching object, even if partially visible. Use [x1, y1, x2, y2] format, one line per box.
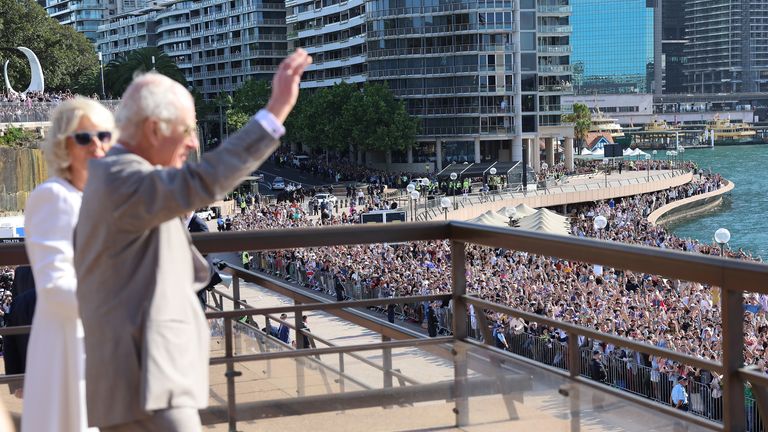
[647, 179, 734, 226]
[0, 147, 48, 213]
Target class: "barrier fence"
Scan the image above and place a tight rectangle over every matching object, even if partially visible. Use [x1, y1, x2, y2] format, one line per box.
[249, 250, 764, 431]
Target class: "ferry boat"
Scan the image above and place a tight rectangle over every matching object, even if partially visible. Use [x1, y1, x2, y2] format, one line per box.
[589, 109, 625, 139]
[702, 115, 759, 145]
[643, 117, 679, 132]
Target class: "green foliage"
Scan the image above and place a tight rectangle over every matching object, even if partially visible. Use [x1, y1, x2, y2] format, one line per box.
[226, 80, 419, 156]
[0, 0, 99, 91]
[104, 48, 187, 97]
[562, 103, 592, 151]
[225, 80, 269, 130]
[0, 126, 38, 147]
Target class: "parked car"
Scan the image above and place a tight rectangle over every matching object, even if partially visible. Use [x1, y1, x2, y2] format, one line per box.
[292, 155, 310, 167]
[195, 208, 215, 221]
[271, 177, 286, 190]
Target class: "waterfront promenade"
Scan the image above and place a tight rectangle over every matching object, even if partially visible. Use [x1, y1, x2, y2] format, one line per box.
[427, 169, 692, 222]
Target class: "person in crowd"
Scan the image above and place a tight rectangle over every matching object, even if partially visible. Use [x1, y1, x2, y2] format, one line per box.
[3, 266, 36, 398]
[590, 350, 607, 382]
[277, 313, 290, 344]
[672, 376, 690, 411]
[22, 97, 115, 432]
[74, 49, 311, 431]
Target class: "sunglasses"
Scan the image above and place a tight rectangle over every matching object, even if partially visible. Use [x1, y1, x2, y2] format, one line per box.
[70, 131, 112, 146]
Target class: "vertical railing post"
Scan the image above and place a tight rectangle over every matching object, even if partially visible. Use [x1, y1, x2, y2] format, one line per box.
[568, 332, 579, 379]
[721, 287, 746, 431]
[232, 275, 241, 311]
[383, 335, 393, 389]
[294, 303, 305, 397]
[451, 240, 469, 427]
[224, 317, 238, 432]
[338, 352, 346, 393]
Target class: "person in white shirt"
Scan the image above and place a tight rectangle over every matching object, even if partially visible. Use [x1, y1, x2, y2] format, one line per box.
[671, 376, 689, 411]
[23, 97, 115, 432]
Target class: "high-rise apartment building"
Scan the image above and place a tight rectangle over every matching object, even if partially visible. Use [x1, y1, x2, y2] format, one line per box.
[97, 0, 287, 98]
[44, 0, 107, 42]
[570, 0, 661, 95]
[661, 0, 686, 94]
[288, 0, 571, 167]
[286, 0, 367, 88]
[684, 0, 768, 93]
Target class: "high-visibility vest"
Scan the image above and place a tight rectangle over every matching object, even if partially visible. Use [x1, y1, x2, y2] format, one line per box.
[242, 252, 250, 265]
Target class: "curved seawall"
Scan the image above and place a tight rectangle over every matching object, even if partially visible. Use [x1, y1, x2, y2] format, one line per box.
[647, 179, 734, 226]
[0, 147, 48, 213]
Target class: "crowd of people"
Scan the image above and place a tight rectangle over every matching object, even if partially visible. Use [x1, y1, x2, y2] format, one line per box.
[224, 167, 766, 426]
[0, 91, 110, 123]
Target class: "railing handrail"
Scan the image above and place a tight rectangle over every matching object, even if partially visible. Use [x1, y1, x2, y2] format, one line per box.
[3, 222, 767, 294]
[2, 220, 765, 430]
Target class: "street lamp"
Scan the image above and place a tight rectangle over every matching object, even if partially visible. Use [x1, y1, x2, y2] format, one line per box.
[440, 197, 451, 220]
[449, 172, 458, 209]
[504, 207, 517, 227]
[421, 178, 430, 210]
[97, 51, 106, 99]
[406, 184, 416, 220]
[652, 149, 657, 160]
[714, 228, 731, 257]
[489, 167, 497, 192]
[410, 190, 420, 221]
[593, 215, 607, 239]
[645, 153, 651, 181]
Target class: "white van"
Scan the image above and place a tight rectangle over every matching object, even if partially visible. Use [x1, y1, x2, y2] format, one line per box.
[292, 155, 310, 167]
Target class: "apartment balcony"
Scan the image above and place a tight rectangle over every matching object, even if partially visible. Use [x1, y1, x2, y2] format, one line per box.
[539, 83, 573, 93]
[538, 45, 572, 55]
[0, 223, 766, 431]
[538, 64, 572, 74]
[537, 4, 572, 15]
[367, 43, 514, 59]
[539, 103, 572, 113]
[537, 25, 572, 35]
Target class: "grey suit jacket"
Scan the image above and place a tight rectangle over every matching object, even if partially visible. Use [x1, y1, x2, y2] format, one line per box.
[75, 119, 277, 428]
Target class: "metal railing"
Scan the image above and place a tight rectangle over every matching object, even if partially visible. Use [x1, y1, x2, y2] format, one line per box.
[1, 222, 766, 431]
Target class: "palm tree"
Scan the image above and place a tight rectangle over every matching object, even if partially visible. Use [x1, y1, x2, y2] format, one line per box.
[104, 47, 187, 97]
[562, 103, 592, 155]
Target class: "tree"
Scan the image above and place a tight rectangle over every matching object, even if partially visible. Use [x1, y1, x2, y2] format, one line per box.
[562, 103, 592, 155]
[345, 82, 419, 157]
[0, 0, 99, 91]
[225, 79, 270, 131]
[104, 47, 187, 97]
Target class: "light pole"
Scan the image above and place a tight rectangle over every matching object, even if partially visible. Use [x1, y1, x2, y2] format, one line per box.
[410, 191, 420, 221]
[421, 178, 430, 212]
[406, 184, 416, 221]
[97, 51, 106, 99]
[714, 228, 731, 257]
[489, 167, 497, 193]
[450, 172, 458, 209]
[593, 215, 607, 239]
[440, 197, 451, 220]
[645, 153, 651, 181]
[541, 162, 549, 190]
[504, 207, 517, 227]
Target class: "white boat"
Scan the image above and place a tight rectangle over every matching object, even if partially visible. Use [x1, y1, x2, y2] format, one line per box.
[589, 109, 625, 139]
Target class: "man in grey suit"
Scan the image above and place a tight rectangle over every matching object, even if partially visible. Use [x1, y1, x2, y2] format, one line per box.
[74, 50, 312, 431]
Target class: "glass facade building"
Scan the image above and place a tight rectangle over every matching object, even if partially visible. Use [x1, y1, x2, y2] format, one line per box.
[571, 0, 654, 94]
[684, 0, 768, 93]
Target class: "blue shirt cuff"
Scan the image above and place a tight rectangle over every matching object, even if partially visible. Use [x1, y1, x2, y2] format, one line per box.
[254, 109, 285, 139]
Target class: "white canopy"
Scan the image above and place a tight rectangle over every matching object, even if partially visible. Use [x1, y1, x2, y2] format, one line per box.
[515, 208, 571, 236]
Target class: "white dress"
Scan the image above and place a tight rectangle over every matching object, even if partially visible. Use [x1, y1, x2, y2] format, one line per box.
[21, 177, 97, 432]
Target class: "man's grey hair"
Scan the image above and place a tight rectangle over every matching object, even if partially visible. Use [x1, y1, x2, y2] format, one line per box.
[115, 72, 192, 144]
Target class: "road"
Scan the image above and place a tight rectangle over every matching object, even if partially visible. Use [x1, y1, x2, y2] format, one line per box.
[251, 160, 334, 196]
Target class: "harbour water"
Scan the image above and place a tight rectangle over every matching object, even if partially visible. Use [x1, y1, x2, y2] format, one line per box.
[666, 145, 768, 259]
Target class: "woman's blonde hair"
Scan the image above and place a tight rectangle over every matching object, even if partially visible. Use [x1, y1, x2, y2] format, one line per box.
[42, 97, 116, 180]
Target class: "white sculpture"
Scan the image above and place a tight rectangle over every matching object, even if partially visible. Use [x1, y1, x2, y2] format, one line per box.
[3, 47, 45, 95]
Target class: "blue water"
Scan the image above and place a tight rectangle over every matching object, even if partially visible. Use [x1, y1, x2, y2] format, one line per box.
[666, 145, 768, 259]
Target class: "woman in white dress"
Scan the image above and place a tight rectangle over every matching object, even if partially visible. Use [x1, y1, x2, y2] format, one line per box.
[22, 97, 115, 432]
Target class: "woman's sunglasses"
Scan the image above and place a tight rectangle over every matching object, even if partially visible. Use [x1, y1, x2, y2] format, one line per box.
[70, 131, 113, 146]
